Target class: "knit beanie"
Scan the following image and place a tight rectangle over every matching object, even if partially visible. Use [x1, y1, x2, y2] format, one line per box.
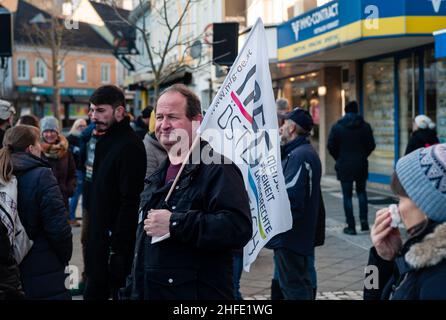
[414, 114, 436, 130]
[40, 116, 60, 133]
[0, 99, 16, 120]
[396, 143, 446, 222]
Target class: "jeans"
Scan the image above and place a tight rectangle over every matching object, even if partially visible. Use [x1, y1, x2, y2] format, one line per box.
[340, 179, 368, 228]
[69, 170, 85, 220]
[274, 248, 313, 300]
[233, 252, 243, 300]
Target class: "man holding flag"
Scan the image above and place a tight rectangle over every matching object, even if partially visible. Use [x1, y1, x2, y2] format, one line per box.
[121, 84, 252, 300]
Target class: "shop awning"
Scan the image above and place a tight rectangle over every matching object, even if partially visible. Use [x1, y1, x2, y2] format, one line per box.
[434, 29, 446, 59]
[278, 0, 446, 62]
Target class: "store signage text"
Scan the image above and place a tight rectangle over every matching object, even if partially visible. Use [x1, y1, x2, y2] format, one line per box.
[291, 2, 339, 41]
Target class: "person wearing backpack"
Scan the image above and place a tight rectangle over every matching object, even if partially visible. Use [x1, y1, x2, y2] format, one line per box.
[1, 125, 73, 300]
[0, 220, 24, 300]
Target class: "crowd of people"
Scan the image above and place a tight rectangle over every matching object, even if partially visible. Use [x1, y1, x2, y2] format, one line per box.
[0, 82, 445, 301]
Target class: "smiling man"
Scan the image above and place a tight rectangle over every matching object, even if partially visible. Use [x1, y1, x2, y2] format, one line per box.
[83, 85, 146, 300]
[121, 84, 252, 300]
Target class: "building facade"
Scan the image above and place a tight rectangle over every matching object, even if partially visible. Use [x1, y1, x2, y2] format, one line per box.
[275, 0, 446, 185]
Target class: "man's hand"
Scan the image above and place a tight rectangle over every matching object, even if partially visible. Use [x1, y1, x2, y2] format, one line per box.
[144, 209, 172, 237]
[371, 208, 403, 261]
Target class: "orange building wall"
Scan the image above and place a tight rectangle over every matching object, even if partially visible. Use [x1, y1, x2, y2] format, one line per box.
[13, 49, 117, 89]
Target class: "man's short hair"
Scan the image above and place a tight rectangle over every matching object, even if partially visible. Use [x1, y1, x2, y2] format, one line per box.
[89, 85, 125, 109]
[158, 84, 201, 119]
[276, 98, 289, 112]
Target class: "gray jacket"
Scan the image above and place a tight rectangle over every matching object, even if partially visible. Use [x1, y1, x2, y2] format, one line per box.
[143, 133, 167, 179]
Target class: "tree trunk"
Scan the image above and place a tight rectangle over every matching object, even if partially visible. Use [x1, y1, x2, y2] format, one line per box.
[153, 81, 160, 106]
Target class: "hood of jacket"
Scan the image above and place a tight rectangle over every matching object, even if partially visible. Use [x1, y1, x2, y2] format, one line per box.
[11, 152, 51, 174]
[144, 132, 165, 152]
[405, 221, 446, 269]
[338, 112, 364, 129]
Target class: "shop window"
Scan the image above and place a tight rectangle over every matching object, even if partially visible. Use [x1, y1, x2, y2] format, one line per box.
[363, 58, 394, 176]
[398, 54, 419, 157]
[425, 48, 446, 143]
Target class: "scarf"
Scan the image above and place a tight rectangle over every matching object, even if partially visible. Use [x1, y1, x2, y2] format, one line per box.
[41, 134, 69, 159]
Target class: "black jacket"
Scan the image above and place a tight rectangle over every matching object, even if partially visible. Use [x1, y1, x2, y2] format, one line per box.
[12, 152, 73, 300]
[67, 134, 83, 171]
[405, 129, 439, 155]
[327, 113, 375, 181]
[132, 117, 149, 140]
[0, 222, 24, 300]
[122, 145, 252, 300]
[84, 118, 146, 294]
[364, 220, 446, 300]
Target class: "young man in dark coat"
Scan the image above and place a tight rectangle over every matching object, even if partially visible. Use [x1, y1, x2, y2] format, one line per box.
[327, 101, 375, 235]
[121, 84, 252, 300]
[83, 85, 146, 300]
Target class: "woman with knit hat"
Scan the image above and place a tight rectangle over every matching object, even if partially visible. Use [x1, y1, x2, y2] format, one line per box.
[40, 117, 76, 219]
[364, 143, 446, 300]
[405, 115, 439, 155]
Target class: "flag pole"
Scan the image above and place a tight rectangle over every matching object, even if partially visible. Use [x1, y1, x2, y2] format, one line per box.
[164, 134, 201, 203]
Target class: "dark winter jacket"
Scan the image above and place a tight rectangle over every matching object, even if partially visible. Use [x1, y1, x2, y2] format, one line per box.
[364, 220, 446, 300]
[11, 152, 73, 300]
[122, 144, 252, 300]
[132, 117, 149, 140]
[44, 151, 76, 208]
[405, 129, 439, 155]
[327, 112, 375, 181]
[266, 136, 322, 256]
[85, 118, 146, 294]
[143, 132, 167, 179]
[67, 134, 83, 171]
[0, 222, 25, 300]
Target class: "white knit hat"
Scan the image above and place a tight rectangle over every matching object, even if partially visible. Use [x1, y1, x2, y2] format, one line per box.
[414, 115, 436, 130]
[0, 99, 16, 120]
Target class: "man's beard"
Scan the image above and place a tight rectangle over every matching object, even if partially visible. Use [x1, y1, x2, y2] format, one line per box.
[94, 118, 116, 132]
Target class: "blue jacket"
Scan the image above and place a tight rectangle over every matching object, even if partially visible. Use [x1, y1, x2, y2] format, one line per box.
[267, 136, 322, 256]
[12, 152, 73, 300]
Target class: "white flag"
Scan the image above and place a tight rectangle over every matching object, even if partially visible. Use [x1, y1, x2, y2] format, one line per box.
[198, 18, 292, 271]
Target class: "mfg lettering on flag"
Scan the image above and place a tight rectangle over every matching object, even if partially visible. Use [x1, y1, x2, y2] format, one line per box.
[198, 18, 292, 271]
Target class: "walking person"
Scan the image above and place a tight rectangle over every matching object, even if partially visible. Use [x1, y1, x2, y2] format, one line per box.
[40, 116, 77, 212]
[327, 101, 375, 235]
[2, 125, 73, 299]
[67, 119, 88, 227]
[121, 84, 252, 300]
[405, 114, 439, 155]
[364, 143, 446, 300]
[83, 85, 146, 300]
[266, 108, 322, 300]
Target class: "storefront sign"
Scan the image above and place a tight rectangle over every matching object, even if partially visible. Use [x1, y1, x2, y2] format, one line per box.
[17, 86, 95, 97]
[434, 29, 446, 59]
[278, 0, 446, 61]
